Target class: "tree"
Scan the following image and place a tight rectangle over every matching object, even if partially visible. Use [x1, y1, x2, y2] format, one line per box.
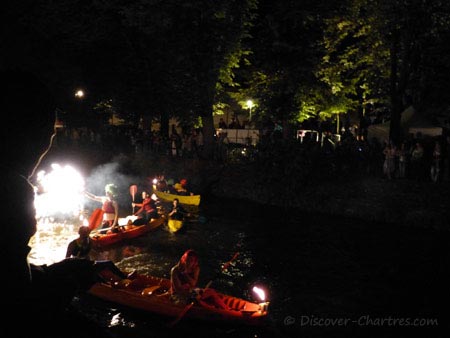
[234, 0, 343, 136]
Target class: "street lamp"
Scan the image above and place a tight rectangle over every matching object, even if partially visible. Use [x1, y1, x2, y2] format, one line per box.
[246, 99, 254, 121]
[74, 89, 85, 127]
[75, 89, 84, 98]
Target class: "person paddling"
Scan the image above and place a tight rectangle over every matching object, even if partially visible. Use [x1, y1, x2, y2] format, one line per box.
[168, 198, 189, 221]
[132, 190, 159, 225]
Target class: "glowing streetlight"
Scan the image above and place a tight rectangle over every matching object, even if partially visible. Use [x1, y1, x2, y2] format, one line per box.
[246, 99, 254, 120]
[75, 89, 84, 98]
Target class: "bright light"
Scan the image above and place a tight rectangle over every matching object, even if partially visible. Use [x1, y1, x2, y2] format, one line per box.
[34, 163, 85, 219]
[152, 178, 158, 184]
[246, 100, 254, 121]
[252, 286, 266, 301]
[75, 89, 84, 98]
[29, 164, 87, 265]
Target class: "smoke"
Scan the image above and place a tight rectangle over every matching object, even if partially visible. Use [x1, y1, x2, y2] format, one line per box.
[84, 157, 140, 216]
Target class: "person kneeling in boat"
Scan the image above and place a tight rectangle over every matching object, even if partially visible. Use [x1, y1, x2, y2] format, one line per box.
[170, 249, 229, 310]
[132, 191, 160, 226]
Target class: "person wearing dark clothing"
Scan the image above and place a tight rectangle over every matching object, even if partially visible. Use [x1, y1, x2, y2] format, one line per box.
[66, 226, 92, 259]
[228, 117, 241, 129]
[218, 118, 228, 129]
[168, 198, 189, 221]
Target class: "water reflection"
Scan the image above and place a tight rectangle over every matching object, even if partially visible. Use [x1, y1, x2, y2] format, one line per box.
[27, 195, 448, 338]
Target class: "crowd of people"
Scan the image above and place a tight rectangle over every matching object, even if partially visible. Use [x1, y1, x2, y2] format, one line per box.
[381, 138, 448, 182]
[316, 130, 450, 184]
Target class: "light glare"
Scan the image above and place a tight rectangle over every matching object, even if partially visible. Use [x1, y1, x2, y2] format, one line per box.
[252, 286, 266, 301]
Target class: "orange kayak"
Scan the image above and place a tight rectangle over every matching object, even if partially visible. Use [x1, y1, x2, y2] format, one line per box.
[90, 216, 165, 248]
[88, 270, 269, 325]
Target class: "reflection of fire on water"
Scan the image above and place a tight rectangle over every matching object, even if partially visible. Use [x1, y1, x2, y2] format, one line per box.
[28, 215, 138, 266]
[28, 219, 79, 266]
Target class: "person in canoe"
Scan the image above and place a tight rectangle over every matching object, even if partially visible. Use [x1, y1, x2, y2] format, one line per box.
[168, 198, 189, 221]
[132, 190, 160, 226]
[66, 225, 92, 259]
[170, 249, 229, 309]
[85, 183, 120, 233]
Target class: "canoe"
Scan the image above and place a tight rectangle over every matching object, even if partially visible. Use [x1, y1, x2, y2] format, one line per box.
[88, 270, 269, 326]
[153, 189, 201, 206]
[90, 216, 166, 248]
[167, 218, 184, 233]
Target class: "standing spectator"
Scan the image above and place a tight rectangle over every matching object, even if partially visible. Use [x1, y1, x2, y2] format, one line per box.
[382, 141, 396, 180]
[228, 117, 241, 129]
[397, 142, 409, 179]
[218, 118, 228, 129]
[170, 125, 182, 157]
[410, 142, 425, 180]
[442, 135, 450, 182]
[182, 132, 192, 158]
[430, 140, 442, 183]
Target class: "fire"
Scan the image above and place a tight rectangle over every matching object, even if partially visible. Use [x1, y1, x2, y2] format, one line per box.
[252, 286, 266, 302]
[29, 163, 86, 265]
[34, 163, 85, 219]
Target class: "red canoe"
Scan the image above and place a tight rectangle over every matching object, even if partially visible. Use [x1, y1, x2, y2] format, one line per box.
[88, 269, 269, 326]
[90, 216, 166, 248]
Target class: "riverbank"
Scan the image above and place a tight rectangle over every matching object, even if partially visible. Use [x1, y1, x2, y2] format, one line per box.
[210, 165, 450, 230]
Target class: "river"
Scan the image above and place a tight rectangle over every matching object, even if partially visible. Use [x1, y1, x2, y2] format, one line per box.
[29, 194, 448, 338]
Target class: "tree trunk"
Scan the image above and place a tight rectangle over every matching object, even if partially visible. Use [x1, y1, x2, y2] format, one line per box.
[201, 112, 215, 160]
[389, 30, 402, 145]
[160, 112, 169, 139]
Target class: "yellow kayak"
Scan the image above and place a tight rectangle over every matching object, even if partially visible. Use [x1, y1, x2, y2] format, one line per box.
[168, 219, 183, 233]
[153, 190, 201, 206]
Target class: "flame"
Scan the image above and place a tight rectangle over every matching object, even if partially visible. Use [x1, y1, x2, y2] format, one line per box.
[252, 286, 266, 301]
[34, 163, 86, 219]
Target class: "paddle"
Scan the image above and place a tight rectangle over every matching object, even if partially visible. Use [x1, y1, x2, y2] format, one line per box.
[87, 208, 104, 231]
[130, 184, 138, 214]
[168, 251, 240, 327]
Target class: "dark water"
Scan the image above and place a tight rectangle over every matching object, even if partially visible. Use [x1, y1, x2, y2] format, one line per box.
[67, 196, 449, 338]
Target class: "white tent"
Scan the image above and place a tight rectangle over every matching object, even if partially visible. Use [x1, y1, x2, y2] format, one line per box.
[367, 105, 442, 141]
